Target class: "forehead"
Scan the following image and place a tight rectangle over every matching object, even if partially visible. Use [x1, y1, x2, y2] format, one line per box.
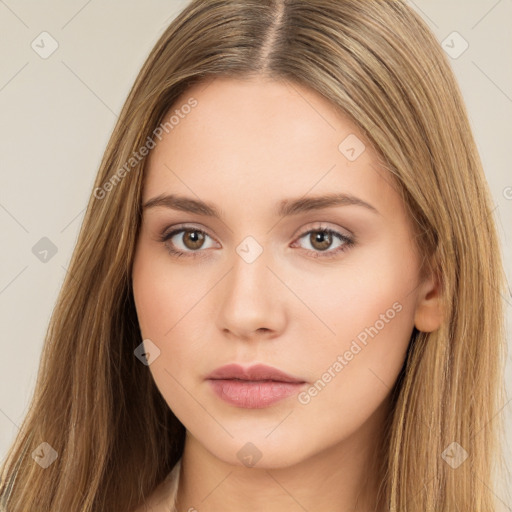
[142, 76, 397, 217]
[154, 76, 362, 157]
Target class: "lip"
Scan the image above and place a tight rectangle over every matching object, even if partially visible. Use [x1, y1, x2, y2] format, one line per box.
[206, 363, 307, 409]
[207, 363, 305, 383]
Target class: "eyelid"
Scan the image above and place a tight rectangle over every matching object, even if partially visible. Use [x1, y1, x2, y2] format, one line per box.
[160, 222, 216, 241]
[290, 221, 354, 241]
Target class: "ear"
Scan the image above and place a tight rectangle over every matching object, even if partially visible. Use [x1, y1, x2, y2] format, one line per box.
[414, 270, 444, 333]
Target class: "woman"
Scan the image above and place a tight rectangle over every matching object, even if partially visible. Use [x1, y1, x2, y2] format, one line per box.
[0, 0, 508, 511]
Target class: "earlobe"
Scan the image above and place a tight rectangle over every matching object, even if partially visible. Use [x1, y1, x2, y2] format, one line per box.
[413, 272, 444, 333]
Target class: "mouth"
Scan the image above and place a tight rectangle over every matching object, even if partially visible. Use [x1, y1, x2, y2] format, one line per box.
[206, 363, 307, 409]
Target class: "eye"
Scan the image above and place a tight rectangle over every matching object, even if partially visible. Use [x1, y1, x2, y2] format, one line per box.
[291, 227, 354, 259]
[159, 224, 355, 260]
[159, 226, 217, 258]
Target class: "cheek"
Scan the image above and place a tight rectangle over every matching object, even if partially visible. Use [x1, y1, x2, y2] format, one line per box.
[131, 244, 210, 381]
[311, 226, 419, 341]
[132, 247, 202, 421]
[295, 235, 419, 417]
[132, 241, 192, 340]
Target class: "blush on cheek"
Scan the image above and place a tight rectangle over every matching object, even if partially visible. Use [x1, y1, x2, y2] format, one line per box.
[133, 265, 180, 340]
[319, 296, 412, 380]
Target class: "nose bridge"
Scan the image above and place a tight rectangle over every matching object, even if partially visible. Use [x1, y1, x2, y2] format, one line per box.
[230, 233, 273, 301]
[216, 233, 286, 337]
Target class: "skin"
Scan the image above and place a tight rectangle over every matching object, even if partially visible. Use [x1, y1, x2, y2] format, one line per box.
[131, 75, 443, 512]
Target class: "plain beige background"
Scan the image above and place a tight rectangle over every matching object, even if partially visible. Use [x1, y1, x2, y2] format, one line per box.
[1, 0, 511, 505]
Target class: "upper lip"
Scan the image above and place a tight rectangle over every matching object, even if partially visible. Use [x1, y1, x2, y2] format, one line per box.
[206, 363, 305, 383]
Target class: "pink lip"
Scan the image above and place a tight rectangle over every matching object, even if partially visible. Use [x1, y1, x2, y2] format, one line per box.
[206, 363, 307, 409]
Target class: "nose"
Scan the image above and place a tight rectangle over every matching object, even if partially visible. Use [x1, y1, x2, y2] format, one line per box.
[215, 243, 287, 341]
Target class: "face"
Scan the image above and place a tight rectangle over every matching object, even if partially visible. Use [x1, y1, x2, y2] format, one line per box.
[131, 76, 432, 468]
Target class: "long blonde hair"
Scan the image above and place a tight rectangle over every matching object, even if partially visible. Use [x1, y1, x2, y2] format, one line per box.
[1, 0, 507, 510]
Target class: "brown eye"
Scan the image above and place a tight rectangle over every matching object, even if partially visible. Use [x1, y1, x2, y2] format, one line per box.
[309, 231, 333, 251]
[161, 225, 354, 260]
[161, 227, 216, 258]
[181, 230, 206, 250]
[293, 227, 354, 259]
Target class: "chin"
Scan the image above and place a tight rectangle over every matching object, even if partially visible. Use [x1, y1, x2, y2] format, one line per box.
[196, 427, 313, 470]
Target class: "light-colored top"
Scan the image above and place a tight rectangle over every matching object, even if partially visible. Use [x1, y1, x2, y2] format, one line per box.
[159, 458, 181, 511]
[138, 458, 181, 512]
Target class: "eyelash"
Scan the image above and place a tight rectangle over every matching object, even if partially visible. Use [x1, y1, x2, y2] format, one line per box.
[159, 224, 355, 260]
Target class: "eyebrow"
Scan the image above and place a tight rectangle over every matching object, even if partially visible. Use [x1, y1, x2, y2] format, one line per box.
[142, 192, 379, 218]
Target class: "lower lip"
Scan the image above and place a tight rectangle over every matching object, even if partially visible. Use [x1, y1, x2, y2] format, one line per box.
[207, 379, 306, 408]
